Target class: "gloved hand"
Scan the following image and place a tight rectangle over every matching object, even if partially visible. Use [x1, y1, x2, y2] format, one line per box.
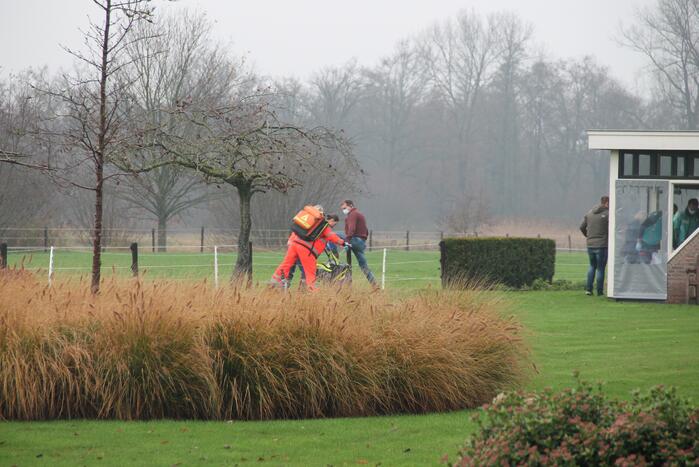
[343, 243, 351, 251]
[635, 240, 643, 252]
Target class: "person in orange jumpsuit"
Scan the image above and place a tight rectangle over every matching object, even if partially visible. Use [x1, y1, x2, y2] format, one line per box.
[271, 214, 346, 291]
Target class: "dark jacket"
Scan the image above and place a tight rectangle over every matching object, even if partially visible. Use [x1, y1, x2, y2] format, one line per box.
[580, 205, 609, 248]
[345, 208, 369, 240]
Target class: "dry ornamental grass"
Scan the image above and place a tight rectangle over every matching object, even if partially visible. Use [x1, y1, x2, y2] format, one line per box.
[0, 271, 529, 420]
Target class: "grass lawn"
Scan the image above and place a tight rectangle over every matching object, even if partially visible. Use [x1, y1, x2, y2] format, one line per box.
[7, 248, 589, 287]
[1, 290, 697, 466]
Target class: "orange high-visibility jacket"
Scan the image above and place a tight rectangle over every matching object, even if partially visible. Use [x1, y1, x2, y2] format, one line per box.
[290, 227, 345, 257]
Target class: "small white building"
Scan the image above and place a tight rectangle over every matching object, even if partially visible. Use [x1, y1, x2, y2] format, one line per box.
[588, 130, 699, 302]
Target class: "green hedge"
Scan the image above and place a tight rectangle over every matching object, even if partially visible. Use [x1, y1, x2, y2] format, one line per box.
[441, 237, 555, 288]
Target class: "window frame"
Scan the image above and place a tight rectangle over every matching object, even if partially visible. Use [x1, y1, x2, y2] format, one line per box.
[618, 150, 699, 180]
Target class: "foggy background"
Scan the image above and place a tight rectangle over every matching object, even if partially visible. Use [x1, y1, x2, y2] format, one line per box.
[1, 0, 694, 242]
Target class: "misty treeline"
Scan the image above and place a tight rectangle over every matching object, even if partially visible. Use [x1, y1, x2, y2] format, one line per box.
[2, 0, 699, 243]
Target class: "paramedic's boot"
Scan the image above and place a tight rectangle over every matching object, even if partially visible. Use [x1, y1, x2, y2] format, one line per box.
[268, 274, 288, 290]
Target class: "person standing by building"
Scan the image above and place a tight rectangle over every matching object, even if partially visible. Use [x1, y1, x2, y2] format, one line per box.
[340, 200, 377, 287]
[580, 196, 609, 296]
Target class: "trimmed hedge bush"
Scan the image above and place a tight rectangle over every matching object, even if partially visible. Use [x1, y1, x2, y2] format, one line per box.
[441, 237, 555, 288]
[452, 376, 699, 466]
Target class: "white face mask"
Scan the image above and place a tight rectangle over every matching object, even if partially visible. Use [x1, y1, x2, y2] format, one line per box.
[690, 209, 697, 215]
[342, 208, 350, 215]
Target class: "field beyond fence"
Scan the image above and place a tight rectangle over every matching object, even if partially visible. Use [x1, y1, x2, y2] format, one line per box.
[2, 245, 590, 288]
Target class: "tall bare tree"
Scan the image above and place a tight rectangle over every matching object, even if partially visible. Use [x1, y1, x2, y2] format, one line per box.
[361, 40, 428, 220]
[0, 70, 58, 236]
[120, 12, 237, 250]
[622, 0, 699, 129]
[488, 13, 532, 214]
[39, 0, 156, 292]
[307, 60, 364, 130]
[421, 10, 501, 197]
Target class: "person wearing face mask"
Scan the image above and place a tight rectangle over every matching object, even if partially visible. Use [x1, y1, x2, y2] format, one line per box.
[673, 198, 699, 248]
[340, 200, 377, 287]
[580, 196, 609, 296]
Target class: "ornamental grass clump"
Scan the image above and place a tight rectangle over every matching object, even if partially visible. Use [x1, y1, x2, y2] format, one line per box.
[0, 272, 528, 420]
[453, 375, 699, 466]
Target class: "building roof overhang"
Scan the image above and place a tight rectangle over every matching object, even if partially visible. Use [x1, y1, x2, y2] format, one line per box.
[588, 130, 699, 151]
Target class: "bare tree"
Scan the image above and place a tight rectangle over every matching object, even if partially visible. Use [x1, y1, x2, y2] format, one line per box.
[119, 12, 237, 250]
[37, 0, 157, 293]
[307, 60, 364, 129]
[421, 10, 501, 197]
[0, 70, 58, 236]
[160, 93, 358, 280]
[441, 193, 491, 234]
[361, 40, 428, 220]
[622, 0, 699, 129]
[488, 13, 532, 214]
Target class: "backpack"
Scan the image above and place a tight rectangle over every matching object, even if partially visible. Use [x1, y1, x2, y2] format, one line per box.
[291, 206, 328, 242]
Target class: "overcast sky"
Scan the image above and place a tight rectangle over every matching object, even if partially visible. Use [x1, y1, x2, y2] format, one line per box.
[1, 0, 654, 93]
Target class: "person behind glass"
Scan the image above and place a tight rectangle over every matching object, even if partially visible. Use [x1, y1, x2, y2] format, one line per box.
[636, 210, 663, 263]
[580, 195, 609, 296]
[673, 198, 699, 248]
[340, 200, 377, 287]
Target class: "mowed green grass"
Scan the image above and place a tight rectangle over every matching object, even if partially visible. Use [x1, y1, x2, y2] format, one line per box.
[2, 290, 698, 466]
[7, 248, 589, 287]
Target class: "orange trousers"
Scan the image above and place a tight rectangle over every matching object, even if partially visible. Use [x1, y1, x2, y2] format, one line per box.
[272, 243, 318, 290]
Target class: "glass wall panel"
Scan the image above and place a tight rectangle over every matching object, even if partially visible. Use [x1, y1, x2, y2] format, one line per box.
[659, 155, 672, 176]
[614, 180, 668, 299]
[693, 157, 699, 177]
[638, 154, 651, 176]
[677, 157, 686, 176]
[623, 153, 634, 176]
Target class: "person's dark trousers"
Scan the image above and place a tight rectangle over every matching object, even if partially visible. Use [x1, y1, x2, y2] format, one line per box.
[339, 234, 376, 285]
[586, 247, 608, 295]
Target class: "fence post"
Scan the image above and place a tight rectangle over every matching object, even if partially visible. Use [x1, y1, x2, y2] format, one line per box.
[369, 230, 373, 250]
[568, 234, 572, 252]
[537, 233, 541, 238]
[130, 242, 138, 277]
[439, 240, 447, 289]
[48, 246, 54, 286]
[440, 231, 444, 241]
[381, 248, 387, 290]
[44, 226, 48, 253]
[406, 230, 410, 251]
[247, 241, 253, 287]
[346, 245, 353, 284]
[200, 226, 205, 253]
[151, 228, 155, 253]
[214, 246, 219, 289]
[0, 243, 7, 269]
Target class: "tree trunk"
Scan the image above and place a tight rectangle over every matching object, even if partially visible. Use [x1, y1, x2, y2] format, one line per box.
[232, 184, 253, 282]
[92, 166, 104, 293]
[91, 0, 112, 294]
[157, 215, 167, 252]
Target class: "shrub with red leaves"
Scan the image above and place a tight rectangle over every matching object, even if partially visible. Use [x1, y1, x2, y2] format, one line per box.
[452, 374, 699, 466]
